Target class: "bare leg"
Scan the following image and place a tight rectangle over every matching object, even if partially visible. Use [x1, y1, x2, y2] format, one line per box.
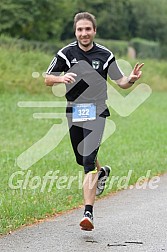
[83, 172, 98, 206]
[80, 161, 102, 230]
[96, 159, 101, 172]
[83, 160, 101, 206]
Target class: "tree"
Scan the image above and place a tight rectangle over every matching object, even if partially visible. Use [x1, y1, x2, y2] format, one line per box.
[0, 0, 76, 41]
[0, 0, 167, 45]
[130, 0, 167, 43]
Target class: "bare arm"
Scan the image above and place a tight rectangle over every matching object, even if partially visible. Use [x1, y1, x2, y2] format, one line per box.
[116, 62, 144, 89]
[45, 72, 77, 86]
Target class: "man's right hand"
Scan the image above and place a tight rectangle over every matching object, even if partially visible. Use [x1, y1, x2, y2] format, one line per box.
[61, 73, 77, 84]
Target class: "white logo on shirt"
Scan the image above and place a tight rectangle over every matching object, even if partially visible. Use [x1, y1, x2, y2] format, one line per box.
[92, 60, 100, 69]
[71, 58, 78, 64]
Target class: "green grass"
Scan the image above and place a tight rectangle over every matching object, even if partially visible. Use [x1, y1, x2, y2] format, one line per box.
[0, 91, 166, 235]
[0, 46, 167, 235]
[1, 46, 167, 94]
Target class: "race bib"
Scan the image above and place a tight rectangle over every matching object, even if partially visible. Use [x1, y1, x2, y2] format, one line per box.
[72, 103, 96, 122]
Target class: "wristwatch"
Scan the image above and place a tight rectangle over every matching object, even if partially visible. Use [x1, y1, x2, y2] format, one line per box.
[128, 77, 135, 84]
[129, 80, 135, 84]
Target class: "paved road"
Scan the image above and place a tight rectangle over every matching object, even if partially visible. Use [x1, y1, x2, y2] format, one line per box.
[0, 174, 167, 252]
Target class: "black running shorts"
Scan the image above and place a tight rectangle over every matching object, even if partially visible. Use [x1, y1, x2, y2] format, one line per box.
[67, 116, 106, 174]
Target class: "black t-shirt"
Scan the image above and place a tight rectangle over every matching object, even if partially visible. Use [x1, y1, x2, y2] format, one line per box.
[46, 41, 124, 117]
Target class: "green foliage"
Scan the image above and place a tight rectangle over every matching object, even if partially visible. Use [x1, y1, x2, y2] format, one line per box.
[0, 34, 65, 54]
[95, 38, 128, 57]
[0, 34, 128, 58]
[1, 0, 167, 49]
[130, 0, 167, 43]
[129, 38, 161, 59]
[159, 44, 167, 59]
[97, 0, 134, 40]
[1, 44, 167, 95]
[0, 44, 50, 94]
[0, 0, 76, 41]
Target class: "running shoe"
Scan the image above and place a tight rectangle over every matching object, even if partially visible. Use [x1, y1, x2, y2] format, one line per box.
[96, 165, 111, 196]
[80, 211, 94, 231]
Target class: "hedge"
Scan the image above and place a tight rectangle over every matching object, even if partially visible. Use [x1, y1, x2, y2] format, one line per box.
[129, 38, 161, 59]
[1, 35, 165, 59]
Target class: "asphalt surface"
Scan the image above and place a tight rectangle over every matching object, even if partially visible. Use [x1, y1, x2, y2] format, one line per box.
[0, 174, 167, 252]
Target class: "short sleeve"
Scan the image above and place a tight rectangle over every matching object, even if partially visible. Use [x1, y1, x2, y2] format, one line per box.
[46, 55, 67, 75]
[108, 58, 124, 80]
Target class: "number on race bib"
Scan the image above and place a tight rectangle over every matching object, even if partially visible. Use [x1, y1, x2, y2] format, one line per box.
[78, 109, 89, 116]
[72, 103, 96, 122]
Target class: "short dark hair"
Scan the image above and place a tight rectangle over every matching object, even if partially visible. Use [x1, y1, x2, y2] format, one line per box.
[73, 12, 96, 31]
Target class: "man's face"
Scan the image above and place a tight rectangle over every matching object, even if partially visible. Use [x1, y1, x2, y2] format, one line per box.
[75, 19, 96, 48]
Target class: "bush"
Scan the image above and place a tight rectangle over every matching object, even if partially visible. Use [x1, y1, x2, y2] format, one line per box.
[160, 43, 167, 59]
[0, 35, 129, 57]
[129, 38, 161, 59]
[1, 35, 165, 59]
[95, 38, 128, 57]
[0, 34, 65, 54]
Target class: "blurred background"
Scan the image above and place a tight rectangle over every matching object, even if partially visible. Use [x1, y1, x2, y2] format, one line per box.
[0, 0, 167, 235]
[0, 0, 167, 58]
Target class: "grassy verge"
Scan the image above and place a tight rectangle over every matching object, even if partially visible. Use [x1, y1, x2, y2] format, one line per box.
[0, 46, 167, 235]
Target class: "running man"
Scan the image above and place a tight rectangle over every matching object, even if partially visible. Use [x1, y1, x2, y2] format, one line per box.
[45, 12, 144, 231]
